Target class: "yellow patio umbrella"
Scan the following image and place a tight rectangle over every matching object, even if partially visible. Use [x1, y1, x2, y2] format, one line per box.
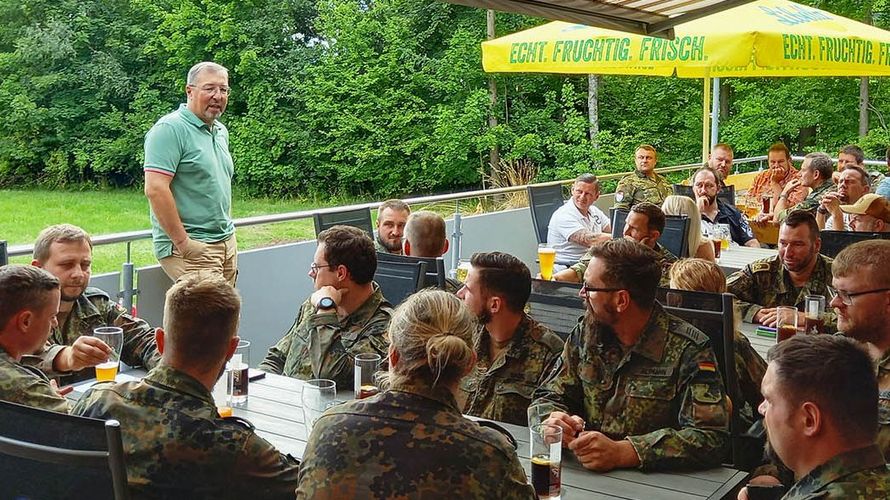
[482, 0, 890, 158]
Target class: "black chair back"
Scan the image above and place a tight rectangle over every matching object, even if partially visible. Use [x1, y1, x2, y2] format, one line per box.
[609, 207, 628, 239]
[377, 252, 446, 289]
[656, 288, 746, 468]
[611, 208, 689, 258]
[819, 230, 890, 258]
[313, 207, 374, 237]
[672, 183, 735, 205]
[0, 240, 6, 266]
[374, 260, 427, 306]
[527, 279, 585, 341]
[0, 400, 129, 500]
[527, 184, 566, 244]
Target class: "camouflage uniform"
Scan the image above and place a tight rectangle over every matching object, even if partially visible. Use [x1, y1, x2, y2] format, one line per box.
[776, 181, 835, 221]
[374, 237, 403, 256]
[71, 365, 299, 499]
[258, 284, 393, 390]
[734, 331, 767, 425]
[444, 276, 463, 294]
[613, 170, 672, 210]
[459, 315, 564, 425]
[296, 381, 536, 499]
[21, 287, 161, 385]
[531, 303, 730, 470]
[0, 346, 70, 413]
[570, 242, 676, 286]
[782, 444, 890, 499]
[726, 254, 834, 324]
[876, 350, 890, 457]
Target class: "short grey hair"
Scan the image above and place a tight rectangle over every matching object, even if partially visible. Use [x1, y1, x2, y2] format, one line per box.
[574, 173, 599, 188]
[187, 62, 228, 85]
[804, 152, 834, 180]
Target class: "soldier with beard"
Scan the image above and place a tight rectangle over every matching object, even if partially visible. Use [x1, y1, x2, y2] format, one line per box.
[727, 211, 834, 326]
[532, 238, 729, 472]
[693, 168, 760, 247]
[455, 252, 563, 426]
[750, 143, 808, 222]
[818, 165, 870, 231]
[374, 199, 410, 255]
[23, 224, 161, 385]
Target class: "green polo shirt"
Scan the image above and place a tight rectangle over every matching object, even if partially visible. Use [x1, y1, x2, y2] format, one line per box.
[144, 104, 235, 259]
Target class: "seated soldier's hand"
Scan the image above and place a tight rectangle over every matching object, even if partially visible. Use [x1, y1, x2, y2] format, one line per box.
[311, 286, 343, 309]
[737, 474, 783, 500]
[543, 411, 584, 446]
[57, 336, 112, 372]
[754, 308, 777, 327]
[569, 431, 640, 472]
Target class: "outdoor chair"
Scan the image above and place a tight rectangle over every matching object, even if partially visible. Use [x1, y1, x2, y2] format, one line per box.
[313, 207, 374, 237]
[819, 230, 890, 258]
[374, 260, 427, 306]
[527, 184, 566, 245]
[609, 207, 628, 240]
[0, 400, 130, 500]
[672, 183, 735, 205]
[656, 287, 755, 470]
[0, 240, 6, 266]
[376, 252, 446, 290]
[527, 279, 585, 341]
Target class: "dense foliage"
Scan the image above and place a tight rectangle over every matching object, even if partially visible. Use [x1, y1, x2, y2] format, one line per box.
[0, 0, 888, 197]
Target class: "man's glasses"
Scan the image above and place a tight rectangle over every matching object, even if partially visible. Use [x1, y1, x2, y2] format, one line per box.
[310, 263, 335, 273]
[827, 285, 890, 306]
[189, 85, 231, 96]
[580, 283, 624, 298]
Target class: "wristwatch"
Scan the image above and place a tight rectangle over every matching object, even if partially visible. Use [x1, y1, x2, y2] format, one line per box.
[817, 206, 830, 215]
[316, 296, 336, 311]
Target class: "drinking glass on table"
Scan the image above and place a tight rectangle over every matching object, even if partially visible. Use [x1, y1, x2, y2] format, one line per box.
[212, 363, 234, 417]
[92, 327, 122, 382]
[455, 260, 471, 283]
[804, 295, 826, 335]
[717, 224, 731, 251]
[776, 306, 799, 343]
[538, 244, 556, 281]
[530, 424, 562, 500]
[354, 352, 381, 399]
[302, 379, 337, 433]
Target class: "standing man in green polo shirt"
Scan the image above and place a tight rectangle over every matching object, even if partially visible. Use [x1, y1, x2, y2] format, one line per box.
[144, 61, 237, 285]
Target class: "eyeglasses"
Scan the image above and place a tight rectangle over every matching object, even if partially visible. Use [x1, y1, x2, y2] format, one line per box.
[189, 85, 231, 96]
[580, 283, 624, 298]
[310, 263, 335, 274]
[827, 285, 890, 306]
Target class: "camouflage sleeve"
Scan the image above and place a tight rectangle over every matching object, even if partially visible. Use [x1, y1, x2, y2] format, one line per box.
[5, 367, 71, 414]
[231, 433, 300, 500]
[625, 342, 729, 470]
[734, 331, 767, 413]
[20, 343, 69, 377]
[777, 197, 818, 221]
[569, 249, 593, 282]
[258, 322, 297, 375]
[613, 177, 633, 210]
[726, 267, 763, 323]
[102, 300, 161, 370]
[531, 323, 586, 417]
[311, 309, 391, 389]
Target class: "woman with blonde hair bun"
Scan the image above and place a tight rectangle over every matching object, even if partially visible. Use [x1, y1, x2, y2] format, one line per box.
[296, 290, 535, 499]
[661, 195, 716, 261]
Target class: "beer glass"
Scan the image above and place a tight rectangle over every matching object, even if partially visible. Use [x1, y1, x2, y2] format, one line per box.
[804, 295, 826, 335]
[455, 260, 471, 283]
[530, 424, 562, 499]
[92, 327, 123, 382]
[302, 379, 337, 433]
[538, 245, 557, 281]
[776, 306, 799, 343]
[230, 340, 250, 406]
[717, 224, 731, 251]
[527, 404, 551, 445]
[212, 363, 234, 417]
[354, 352, 381, 399]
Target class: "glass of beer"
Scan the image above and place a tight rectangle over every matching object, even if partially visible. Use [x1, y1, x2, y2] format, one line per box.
[538, 245, 556, 281]
[455, 260, 471, 283]
[302, 379, 337, 434]
[776, 306, 799, 343]
[92, 327, 123, 382]
[212, 363, 234, 417]
[354, 352, 381, 399]
[804, 295, 826, 335]
[530, 424, 562, 499]
[230, 340, 250, 406]
[717, 224, 731, 251]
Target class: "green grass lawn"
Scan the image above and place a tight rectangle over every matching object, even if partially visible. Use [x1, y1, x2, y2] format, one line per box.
[0, 188, 371, 274]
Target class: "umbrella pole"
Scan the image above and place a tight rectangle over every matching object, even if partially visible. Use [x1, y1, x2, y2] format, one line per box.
[711, 77, 720, 150]
[702, 70, 711, 163]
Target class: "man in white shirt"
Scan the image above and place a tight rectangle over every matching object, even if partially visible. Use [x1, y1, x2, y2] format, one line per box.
[547, 174, 612, 263]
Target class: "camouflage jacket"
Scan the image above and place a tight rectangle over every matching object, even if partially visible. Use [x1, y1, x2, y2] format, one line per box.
[459, 315, 564, 425]
[374, 237, 403, 256]
[296, 381, 536, 499]
[877, 350, 890, 457]
[258, 284, 393, 389]
[531, 303, 730, 470]
[726, 254, 834, 324]
[21, 287, 161, 385]
[777, 181, 835, 221]
[570, 242, 676, 287]
[444, 276, 463, 294]
[0, 346, 69, 413]
[734, 330, 768, 426]
[72, 365, 299, 499]
[782, 444, 890, 499]
[614, 170, 672, 210]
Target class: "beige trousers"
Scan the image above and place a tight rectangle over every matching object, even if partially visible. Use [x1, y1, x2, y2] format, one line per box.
[159, 234, 238, 286]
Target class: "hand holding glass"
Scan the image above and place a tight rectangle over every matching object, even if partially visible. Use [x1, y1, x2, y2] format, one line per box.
[92, 327, 123, 382]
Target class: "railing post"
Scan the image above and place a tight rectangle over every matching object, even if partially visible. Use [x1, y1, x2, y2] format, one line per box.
[0, 240, 6, 266]
[120, 242, 136, 312]
[450, 200, 463, 277]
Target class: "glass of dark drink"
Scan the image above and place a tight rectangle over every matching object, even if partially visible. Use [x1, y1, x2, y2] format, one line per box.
[354, 352, 382, 400]
[530, 424, 562, 499]
[231, 340, 250, 406]
[776, 306, 799, 343]
[711, 238, 722, 259]
[804, 295, 826, 335]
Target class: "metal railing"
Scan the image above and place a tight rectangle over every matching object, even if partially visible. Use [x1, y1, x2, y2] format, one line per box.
[3, 153, 884, 309]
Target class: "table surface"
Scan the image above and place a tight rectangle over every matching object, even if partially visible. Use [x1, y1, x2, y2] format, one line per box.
[71, 371, 748, 500]
[739, 321, 775, 360]
[717, 245, 776, 277]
